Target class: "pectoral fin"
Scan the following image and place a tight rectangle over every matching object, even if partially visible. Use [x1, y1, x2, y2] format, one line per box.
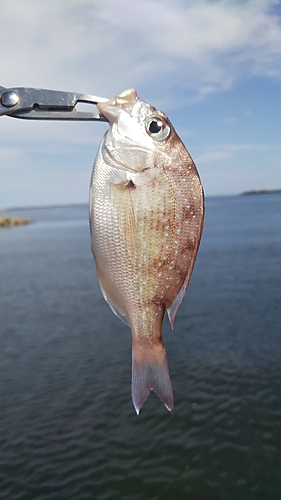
[110, 180, 137, 261]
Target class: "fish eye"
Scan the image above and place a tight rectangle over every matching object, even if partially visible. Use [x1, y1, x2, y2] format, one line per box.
[145, 115, 171, 141]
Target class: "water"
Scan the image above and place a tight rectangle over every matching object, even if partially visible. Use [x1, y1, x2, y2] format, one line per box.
[0, 196, 280, 500]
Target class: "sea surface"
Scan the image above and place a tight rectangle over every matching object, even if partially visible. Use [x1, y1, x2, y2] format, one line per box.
[0, 195, 280, 500]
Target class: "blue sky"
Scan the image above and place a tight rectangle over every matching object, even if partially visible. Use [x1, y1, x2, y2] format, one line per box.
[1, 0, 281, 208]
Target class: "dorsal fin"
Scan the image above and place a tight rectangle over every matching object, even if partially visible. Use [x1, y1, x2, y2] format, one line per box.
[166, 279, 189, 330]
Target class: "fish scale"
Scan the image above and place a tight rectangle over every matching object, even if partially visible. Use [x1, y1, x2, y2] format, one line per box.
[89, 88, 204, 414]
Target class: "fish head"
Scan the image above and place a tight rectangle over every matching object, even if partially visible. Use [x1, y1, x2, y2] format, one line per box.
[97, 89, 174, 172]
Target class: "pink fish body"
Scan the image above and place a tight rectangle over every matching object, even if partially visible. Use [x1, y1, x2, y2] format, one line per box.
[89, 89, 204, 413]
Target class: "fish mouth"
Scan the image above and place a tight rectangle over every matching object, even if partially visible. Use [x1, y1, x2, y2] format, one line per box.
[97, 88, 138, 123]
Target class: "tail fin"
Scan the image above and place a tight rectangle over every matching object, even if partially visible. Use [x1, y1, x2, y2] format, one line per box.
[131, 341, 173, 414]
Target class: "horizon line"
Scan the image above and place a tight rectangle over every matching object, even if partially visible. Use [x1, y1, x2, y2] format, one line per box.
[1, 189, 280, 212]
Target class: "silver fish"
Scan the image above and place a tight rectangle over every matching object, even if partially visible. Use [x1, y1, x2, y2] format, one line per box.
[89, 89, 204, 414]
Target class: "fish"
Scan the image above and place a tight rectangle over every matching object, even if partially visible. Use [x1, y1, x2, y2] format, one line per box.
[89, 89, 204, 414]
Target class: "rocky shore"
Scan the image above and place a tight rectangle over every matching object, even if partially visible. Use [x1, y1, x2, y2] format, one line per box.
[0, 216, 32, 228]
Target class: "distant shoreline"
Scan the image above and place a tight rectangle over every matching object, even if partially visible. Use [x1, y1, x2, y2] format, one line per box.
[1, 203, 88, 212]
[242, 189, 281, 196]
[0, 216, 32, 228]
[1, 192, 280, 214]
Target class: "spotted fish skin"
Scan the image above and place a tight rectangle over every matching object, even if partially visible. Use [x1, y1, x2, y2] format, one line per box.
[89, 89, 204, 414]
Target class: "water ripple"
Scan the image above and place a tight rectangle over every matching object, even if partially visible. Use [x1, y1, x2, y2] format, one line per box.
[1, 199, 281, 499]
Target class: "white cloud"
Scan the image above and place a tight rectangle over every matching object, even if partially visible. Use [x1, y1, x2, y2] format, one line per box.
[0, 0, 281, 100]
[1, 0, 281, 205]
[195, 142, 281, 165]
[195, 151, 232, 164]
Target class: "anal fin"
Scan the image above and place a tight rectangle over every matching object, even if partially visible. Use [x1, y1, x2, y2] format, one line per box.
[97, 273, 129, 325]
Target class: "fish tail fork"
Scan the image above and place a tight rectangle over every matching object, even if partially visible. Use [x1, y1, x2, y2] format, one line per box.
[131, 340, 173, 414]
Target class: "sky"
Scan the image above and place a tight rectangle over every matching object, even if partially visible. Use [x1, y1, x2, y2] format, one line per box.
[1, 0, 281, 208]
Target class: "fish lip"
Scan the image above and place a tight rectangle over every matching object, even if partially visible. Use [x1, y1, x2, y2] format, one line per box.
[97, 89, 138, 123]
